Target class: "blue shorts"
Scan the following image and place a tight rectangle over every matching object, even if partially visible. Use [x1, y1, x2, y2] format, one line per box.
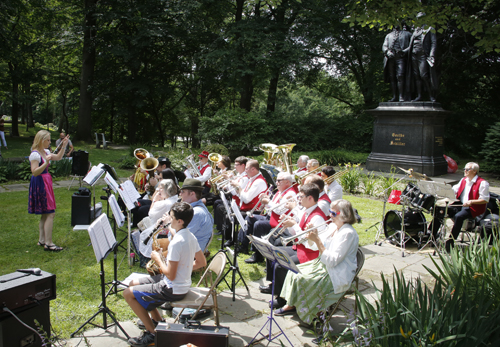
[132, 275, 186, 311]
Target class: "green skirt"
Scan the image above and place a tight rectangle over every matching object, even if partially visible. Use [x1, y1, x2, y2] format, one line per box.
[281, 259, 344, 324]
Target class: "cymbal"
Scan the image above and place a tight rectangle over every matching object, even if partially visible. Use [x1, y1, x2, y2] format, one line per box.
[398, 167, 412, 175]
[398, 167, 432, 181]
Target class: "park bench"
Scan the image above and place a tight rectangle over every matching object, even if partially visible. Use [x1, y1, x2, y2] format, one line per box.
[95, 132, 108, 149]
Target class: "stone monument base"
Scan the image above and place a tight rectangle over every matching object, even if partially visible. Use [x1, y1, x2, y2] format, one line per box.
[366, 102, 449, 176]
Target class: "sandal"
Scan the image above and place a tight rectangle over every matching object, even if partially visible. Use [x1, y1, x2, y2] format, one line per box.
[44, 244, 64, 252]
[37, 242, 45, 247]
[274, 307, 296, 316]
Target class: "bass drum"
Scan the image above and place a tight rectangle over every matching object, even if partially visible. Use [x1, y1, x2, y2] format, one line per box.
[384, 209, 427, 241]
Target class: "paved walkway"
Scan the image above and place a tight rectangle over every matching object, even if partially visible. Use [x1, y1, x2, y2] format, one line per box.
[65, 243, 440, 347]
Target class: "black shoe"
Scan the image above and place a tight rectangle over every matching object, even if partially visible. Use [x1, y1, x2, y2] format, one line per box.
[224, 240, 234, 247]
[235, 245, 249, 255]
[137, 318, 163, 330]
[445, 239, 454, 252]
[269, 297, 286, 309]
[259, 284, 272, 294]
[128, 330, 155, 347]
[245, 252, 264, 264]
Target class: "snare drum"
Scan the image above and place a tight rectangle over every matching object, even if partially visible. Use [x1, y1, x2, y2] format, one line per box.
[412, 192, 435, 212]
[384, 209, 427, 241]
[401, 183, 420, 205]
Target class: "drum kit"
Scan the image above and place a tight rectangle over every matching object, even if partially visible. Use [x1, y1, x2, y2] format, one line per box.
[370, 167, 456, 257]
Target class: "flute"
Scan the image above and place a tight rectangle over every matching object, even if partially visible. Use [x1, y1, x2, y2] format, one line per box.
[52, 135, 70, 154]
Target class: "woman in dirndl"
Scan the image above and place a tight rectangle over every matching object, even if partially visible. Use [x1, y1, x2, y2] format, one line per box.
[29, 130, 69, 252]
[275, 199, 359, 325]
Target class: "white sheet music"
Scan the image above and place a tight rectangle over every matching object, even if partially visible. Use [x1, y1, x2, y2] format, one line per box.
[104, 172, 120, 193]
[83, 163, 106, 186]
[118, 180, 141, 211]
[231, 199, 247, 231]
[109, 195, 125, 227]
[88, 213, 117, 262]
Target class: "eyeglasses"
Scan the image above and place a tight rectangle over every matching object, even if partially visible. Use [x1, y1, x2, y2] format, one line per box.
[329, 210, 338, 217]
[464, 168, 472, 172]
[276, 179, 285, 183]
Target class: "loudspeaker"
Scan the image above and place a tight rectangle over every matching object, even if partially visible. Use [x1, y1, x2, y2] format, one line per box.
[72, 150, 89, 176]
[0, 301, 51, 347]
[71, 193, 91, 226]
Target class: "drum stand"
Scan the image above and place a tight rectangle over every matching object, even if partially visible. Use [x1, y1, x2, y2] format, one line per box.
[415, 200, 445, 256]
[370, 174, 410, 246]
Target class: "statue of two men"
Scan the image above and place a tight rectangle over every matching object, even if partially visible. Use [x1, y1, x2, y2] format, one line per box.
[383, 14, 438, 102]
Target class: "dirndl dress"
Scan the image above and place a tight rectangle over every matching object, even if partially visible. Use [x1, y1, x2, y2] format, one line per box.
[281, 258, 343, 324]
[28, 150, 56, 214]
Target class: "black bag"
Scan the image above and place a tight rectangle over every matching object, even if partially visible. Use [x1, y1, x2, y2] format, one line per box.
[172, 308, 211, 323]
[155, 321, 229, 347]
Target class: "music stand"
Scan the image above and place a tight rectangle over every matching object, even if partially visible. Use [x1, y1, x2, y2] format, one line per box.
[247, 236, 300, 347]
[71, 214, 129, 339]
[218, 197, 250, 301]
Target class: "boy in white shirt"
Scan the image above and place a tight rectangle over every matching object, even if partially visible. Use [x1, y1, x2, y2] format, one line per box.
[124, 202, 207, 347]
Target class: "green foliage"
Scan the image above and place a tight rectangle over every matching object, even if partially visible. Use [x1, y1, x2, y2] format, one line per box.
[378, 166, 405, 198]
[48, 159, 73, 178]
[361, 172, 378, 196]
[480, 121, 500, 173]
[338, 163, 363, 194]
[202, 144, 229, 156]
[0, 159, 22, 182]
[18, 160, 33, 181]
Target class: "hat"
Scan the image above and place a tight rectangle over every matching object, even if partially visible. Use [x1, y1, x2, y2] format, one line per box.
[180, 178, 204, 192]
[158, 157, 171, 165]
[198, 151, 209, 158]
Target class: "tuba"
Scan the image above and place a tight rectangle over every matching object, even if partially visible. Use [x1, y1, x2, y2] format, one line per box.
[133, 148, 153, 194]
[277, 143, 296, 174]
[259, 143, 279, 166]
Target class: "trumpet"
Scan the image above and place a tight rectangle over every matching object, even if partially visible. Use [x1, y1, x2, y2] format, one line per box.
[280, 220, 332, 246]
[260, 213, 294, 242]
[246, 187, 274, 217]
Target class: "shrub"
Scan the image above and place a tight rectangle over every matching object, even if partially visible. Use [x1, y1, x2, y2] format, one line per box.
[0, 159, 22, 181]
[480, 121, 500, 173]
[361, 172, 378, 196]
[338, 163, 362, 193]
[49, 159, 72, 178]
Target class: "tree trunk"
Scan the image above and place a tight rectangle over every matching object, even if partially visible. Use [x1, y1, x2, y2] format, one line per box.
[109, 99, 114, 143]
[8, 62, 20, 137]
[76, 0, 98, 142]
[266, 73, 279, 114]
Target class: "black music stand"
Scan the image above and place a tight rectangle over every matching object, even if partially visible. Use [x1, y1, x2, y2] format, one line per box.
[217, 196, 249, 301]
[247, 236, 299, 347]
[71, 214, 129, 339]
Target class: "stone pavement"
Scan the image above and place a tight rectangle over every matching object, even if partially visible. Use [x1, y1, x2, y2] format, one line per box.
[66, 243, 441, 347]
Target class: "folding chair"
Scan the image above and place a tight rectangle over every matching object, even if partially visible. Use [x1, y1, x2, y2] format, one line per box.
[171, 252, 227, 326]
[325, 248, 365, 321]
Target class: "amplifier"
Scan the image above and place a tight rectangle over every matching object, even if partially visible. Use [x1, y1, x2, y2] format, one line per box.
[156, 321, 229, 347]
[0, 270, 56, 313]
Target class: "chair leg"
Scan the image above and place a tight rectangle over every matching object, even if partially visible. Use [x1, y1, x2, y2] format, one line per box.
[213, 290, 219, 326]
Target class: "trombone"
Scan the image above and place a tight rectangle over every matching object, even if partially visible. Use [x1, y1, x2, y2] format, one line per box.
[296, 164, 327, 184]
[279, 220, 332, 246]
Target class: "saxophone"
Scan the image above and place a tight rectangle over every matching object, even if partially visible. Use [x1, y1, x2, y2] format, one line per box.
[146, 221, 171, 276]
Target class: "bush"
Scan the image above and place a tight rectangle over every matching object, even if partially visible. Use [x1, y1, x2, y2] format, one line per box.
[338, 163, 362, 193]
[48, 159, 72, 178]
[480, 121, 500, 173]
[291, 149, 369, 167]
[0, 159, 22, 181]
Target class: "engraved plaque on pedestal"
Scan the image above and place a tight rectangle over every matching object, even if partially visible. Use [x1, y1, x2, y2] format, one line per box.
[366, 102, 449, 176]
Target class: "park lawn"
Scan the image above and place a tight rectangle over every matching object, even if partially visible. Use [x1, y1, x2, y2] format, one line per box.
[0, 184, 391, 339]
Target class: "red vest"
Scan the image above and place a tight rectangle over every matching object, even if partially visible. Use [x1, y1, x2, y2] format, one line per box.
[456, 176, 487, 217]
[198, 163, 211, 187]
[231, 173, 248, 206]
[269, 187, 294, 228]
[240, 174, 268, 212]
[319, 192, 331, 204]
[294, 206, 328, 263]
[295, 167, 307, 174]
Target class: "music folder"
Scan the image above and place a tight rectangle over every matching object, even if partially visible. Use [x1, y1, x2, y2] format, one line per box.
[248, 235, 300, 274]
[88, 213, 117, 262]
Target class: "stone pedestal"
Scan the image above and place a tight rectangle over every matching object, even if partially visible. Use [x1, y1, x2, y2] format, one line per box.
[366, 102, 449, 176]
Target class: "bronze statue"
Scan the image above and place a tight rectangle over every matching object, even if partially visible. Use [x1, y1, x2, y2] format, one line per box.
[406, 13, 438, 102]
[383, 24, 412, 102]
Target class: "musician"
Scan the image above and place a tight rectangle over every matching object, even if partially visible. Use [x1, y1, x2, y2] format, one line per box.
[184, 150, 212, 196]
[124, 202, 207, 347]
[306, 159, 320, 174]
[322, 166, 343, 202]
[179, 178, 214, 251]
[431, 162, 489, 251]
[55, 132, 73, 157]
[274, 199, 359, 326]
[303, 174, 331, 217]
[147, 179, 179, 224]
[216, 155, 231, 174]
[214, 156, 248, 240]
[237, 172, 297, 263]
[293, 155, 309, 176]
[237, 160, 268, 211]
[259, 184, 328, 302]
[147, 157, 172, 190]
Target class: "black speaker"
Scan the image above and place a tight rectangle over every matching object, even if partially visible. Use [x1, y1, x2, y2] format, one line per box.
[71, 193, 91, 226]
[0, 301, 51, 347]
[72, 150, 89, 176]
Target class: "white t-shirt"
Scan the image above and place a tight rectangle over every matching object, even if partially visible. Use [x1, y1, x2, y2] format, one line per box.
[164, 228, 201, 294]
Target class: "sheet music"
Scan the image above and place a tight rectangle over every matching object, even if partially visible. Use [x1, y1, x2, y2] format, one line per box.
[249, 236, 301, 274]
[88, 213, 117, 262]
[83, 163, 106, 185]
[109, 195, 125, 227]
[118, 180, 141, 210]
[418, 181, 457, 200]
[104, 172, 120, 193]
[231, 199, 247, 231]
